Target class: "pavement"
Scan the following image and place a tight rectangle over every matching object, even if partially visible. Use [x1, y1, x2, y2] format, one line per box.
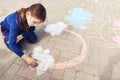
[0, 0, 120, 80]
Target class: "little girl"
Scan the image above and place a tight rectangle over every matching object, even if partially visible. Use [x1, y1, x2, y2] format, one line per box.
[0, 3, 46, 66]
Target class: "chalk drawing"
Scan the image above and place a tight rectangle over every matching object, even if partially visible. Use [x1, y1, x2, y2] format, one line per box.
[45, 22, 67, 36]
[64, 8, 94, 29]
[50, 29, 87, 69]
[112, 20, 120, 45]
[31, 46, 54, 76]
[98, 15, 120, 48]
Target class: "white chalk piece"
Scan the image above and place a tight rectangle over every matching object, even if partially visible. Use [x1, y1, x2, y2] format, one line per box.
[32, 46, 54, 76]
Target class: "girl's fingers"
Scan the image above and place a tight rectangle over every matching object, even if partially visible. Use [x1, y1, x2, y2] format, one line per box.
[31, 59, 38, 66]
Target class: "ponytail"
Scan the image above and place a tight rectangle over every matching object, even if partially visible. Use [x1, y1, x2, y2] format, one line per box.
[17, 8, 29, 31]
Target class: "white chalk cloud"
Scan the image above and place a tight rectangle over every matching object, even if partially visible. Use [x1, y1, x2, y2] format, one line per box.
[32, 46, 54, 76]
[45, 22, 68, 36]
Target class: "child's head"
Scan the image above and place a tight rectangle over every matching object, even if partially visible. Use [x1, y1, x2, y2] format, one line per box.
[17, 3, 46, 31]
[26, 3, 46, 26]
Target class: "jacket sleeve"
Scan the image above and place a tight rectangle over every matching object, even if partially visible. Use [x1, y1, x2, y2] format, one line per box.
[22, 27, 35, 38]
[8, 23, 24, 57]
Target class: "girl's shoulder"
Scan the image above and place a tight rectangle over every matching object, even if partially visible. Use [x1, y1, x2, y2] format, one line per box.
[3, 12, 20, 29]
[6, 12, 19, 27]
[6, 12, 18, 21]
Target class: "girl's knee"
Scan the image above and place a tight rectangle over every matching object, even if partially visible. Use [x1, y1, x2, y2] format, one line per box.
[27, 35, 37, 43]
[28, 38, 37, 43]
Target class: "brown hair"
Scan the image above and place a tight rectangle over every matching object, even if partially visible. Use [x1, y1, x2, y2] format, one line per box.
[17, 3, 46, 31]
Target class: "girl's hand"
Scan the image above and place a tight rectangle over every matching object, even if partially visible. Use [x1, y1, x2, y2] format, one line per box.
[22, 54, 38, 66]
[16, 34, 23, 43]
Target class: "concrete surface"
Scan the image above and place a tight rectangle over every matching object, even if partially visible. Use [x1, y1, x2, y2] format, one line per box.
[0, 0, 120, 80]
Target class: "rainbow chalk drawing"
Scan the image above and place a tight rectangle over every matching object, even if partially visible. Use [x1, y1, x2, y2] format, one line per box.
[45, 22, 87, 69]
[31, 23, 87, 75]
[50, 29, 87, 69]
[64, 8, 94, 29]
[31, 31, 87, 74]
